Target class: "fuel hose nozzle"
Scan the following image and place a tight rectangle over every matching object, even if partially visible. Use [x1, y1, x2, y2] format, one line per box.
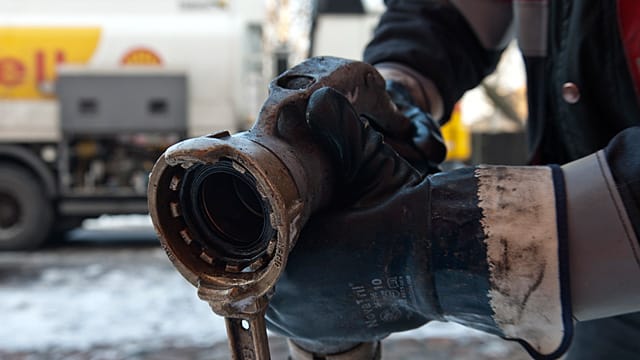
[147, 57, 401, 359]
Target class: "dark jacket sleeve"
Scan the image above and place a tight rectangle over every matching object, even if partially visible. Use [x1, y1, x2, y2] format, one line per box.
[605, 126, 640, 240]
[363, 0, 503, 120]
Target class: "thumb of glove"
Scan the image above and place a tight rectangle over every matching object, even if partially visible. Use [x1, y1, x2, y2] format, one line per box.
[306, 87, 420, 207]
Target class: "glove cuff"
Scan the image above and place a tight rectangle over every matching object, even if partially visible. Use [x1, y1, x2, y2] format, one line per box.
[428, 165, 573, 359]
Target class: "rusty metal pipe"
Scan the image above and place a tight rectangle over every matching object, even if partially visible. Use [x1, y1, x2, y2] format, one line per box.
[147, 57, 402, 359]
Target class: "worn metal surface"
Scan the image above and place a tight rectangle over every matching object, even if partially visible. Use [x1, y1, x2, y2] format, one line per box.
[147, 57, 401, 359]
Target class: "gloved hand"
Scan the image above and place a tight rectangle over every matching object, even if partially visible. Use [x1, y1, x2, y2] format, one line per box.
[365, 80, 446, 174]
[266, 87, 573, 360]
[265, 86, 442, 355]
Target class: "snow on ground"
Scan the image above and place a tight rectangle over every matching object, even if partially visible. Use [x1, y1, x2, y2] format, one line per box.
[82, 214, 155, 232]
[0, 245, 487, 351]
[0, 215, 527, 359]
[0, 247, 224, 351]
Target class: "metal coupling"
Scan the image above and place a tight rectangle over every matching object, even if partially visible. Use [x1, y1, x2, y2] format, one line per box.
[147, 57, 400, 359]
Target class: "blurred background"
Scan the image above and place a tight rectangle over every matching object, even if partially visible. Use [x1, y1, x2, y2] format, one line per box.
[0, 0, 530, 358]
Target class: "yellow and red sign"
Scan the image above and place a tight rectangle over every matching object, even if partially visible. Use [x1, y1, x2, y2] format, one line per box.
[0, 27, 101, 99]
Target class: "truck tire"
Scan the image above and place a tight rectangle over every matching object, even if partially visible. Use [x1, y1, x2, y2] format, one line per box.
[0, 163, 53, 250]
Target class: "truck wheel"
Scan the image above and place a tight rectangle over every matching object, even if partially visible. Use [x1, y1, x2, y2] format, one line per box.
[0, 164, 53, 250]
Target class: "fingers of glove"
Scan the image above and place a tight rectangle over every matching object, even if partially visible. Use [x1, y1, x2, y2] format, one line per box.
[408, 108, 447, 165]
[306, 87, 420, 205]
[368, 81, 446, 173]
[359, 80, 414, 137]
[385, 79, 415, 110]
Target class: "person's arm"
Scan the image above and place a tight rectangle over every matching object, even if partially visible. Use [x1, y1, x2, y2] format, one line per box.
[361, 1, 514, 173]
[364, 1, 640, 320]
[365, 0, 514, 122]
[566, 127, 640, 321]
[265, 88, 640, 360]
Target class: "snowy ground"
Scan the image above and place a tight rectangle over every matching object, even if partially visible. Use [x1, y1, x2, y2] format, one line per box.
[0, 215, 529, 359]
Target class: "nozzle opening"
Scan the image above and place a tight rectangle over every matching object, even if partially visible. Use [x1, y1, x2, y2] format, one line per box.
[180, 161, 275, 263]
[277, 74, 315, 90]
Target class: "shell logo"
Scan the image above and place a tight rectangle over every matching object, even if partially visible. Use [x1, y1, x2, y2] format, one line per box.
[121, 47, 162, 66]
[0, 27, 101, 99]
[0, 57, 26, 87]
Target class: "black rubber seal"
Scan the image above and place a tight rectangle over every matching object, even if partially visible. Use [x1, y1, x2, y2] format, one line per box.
[179, 160, 275, 264]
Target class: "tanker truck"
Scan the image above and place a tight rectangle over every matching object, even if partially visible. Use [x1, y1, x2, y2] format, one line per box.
[0, 0, 269, 249]
[0, 0, 386, 250]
